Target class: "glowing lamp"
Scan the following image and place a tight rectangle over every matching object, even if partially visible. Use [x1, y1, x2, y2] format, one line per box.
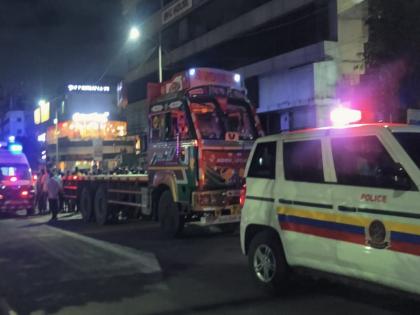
[21, 191, 29, 197]
[234, 73, 241, 83]
[189, 68, 196, 76]
[9, 144, 23, 154]
[8, 136, 15, 143]
[10, 177, 17, 182]
[330, 107, 362, 126]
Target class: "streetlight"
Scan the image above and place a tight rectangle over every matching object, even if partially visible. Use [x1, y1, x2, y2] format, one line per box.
[128, 26, 141, 41]
[128, 26, 163, 83]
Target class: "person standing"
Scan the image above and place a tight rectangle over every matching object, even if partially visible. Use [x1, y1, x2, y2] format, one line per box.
[47, 171, 61, 221]
[40, 169, 49, 214]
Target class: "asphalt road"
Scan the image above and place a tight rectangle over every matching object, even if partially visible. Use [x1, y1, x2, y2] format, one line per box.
[0, 213, 419, 315]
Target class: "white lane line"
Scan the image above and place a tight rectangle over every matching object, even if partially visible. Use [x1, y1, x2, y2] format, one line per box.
[41, 224, 161, 274]
[0, 298, 17, 315]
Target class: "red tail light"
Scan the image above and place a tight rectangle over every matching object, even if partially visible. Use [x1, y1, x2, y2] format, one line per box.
[21, 191, 29, 198]
[73, 175, 78, 180]
[239, 184, 246, 208]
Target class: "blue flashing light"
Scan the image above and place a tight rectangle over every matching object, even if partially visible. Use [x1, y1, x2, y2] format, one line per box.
[189, 68, 196, 76]
[9, 143, 23, 154]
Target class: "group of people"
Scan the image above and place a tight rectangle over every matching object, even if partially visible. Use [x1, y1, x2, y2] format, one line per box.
[35, 169, 63, 221]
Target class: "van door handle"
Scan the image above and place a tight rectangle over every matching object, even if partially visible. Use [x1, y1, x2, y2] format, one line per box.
[338, 205, 357, 212]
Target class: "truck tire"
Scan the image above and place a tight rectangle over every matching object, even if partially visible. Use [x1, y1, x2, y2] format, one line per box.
[80, 187, 94, 223]
[158, 190, 184, 238]
[248, 230, 289, 293]
[94, 185, 109, 225]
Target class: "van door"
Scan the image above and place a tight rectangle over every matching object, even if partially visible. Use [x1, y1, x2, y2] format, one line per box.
[329, 133, 420, 290]
[277, 137, 337, 270]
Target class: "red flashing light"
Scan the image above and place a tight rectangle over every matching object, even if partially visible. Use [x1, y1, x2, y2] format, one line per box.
[10, 176, 17, 182]
[330, 107, 362, 126]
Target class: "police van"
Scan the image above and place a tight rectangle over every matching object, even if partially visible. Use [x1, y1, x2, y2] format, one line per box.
[0, 142, 35, 216]
[241, 118, 420, 295]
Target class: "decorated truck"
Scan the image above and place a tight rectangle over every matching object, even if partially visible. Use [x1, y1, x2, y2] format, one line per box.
[63, 68, 262, 236]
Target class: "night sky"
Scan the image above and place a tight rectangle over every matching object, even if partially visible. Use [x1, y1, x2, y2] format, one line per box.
[0, 0, 126, 106]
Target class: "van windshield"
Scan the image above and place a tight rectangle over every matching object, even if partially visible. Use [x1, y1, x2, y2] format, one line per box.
[393, 132, 420, 168]
[0, 164, 31, 180]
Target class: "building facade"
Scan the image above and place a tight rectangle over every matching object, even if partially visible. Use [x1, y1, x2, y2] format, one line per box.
[122, 0, 368, 134]
[2, 111, 26, 138]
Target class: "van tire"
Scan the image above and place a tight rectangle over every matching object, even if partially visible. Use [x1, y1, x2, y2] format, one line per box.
[158, 190, 184, 238]
[248, 230, 289, 293]
[80, 188, 94, 223]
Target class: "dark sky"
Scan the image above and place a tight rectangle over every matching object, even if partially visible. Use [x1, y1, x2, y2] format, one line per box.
[0, 0, 126, 106]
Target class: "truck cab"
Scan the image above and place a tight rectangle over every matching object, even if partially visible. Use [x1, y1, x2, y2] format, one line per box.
[148, 68, 263, 235]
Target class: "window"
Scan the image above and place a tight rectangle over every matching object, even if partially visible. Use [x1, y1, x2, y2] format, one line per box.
[150, 113, 165, 141]
[393, 132, 420, 168]
[166, 110, 191, 141]
[283, 140, 324, 183]
[248, 142, 276, 179]
[0, 164, 31, 180]
[331, 136, 410, 189]
[190, 102, 224, 140]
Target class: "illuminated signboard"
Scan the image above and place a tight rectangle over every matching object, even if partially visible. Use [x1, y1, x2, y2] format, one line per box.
[37, 133, 46, 142]
[67, 85, 111, 92]
[72, 112, 109, 123]
[34, 100, 50, 125]
[34, 108, 41, 125]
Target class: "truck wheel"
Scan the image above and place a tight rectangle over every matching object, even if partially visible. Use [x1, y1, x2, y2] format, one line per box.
[80, 188, 94, 223]
[248, 230, 289, 293]
[94, 185, 109, 225]
[158, 190, 184, 238]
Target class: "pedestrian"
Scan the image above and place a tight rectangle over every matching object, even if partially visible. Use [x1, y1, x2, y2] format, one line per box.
[53, 169, 64, 212]
[40, 169, 49, 214]
[35, 170, 45, 214]
[47, 171, 61, 221]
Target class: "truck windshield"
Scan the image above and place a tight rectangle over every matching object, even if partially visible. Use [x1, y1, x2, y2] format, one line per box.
[189, 100, 256, 140]
[190, 102, 224, 140]
[0, 164, 31, 180]
[225, 102, 256, 140]
[393, 132, 420, 168]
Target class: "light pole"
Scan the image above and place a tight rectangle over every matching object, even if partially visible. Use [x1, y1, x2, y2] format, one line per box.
[128, 25, 163, 83]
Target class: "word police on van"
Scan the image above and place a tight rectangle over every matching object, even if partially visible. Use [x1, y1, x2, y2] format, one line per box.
[241, 122, 420, 295]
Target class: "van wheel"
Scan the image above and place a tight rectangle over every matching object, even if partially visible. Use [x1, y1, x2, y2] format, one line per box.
[158, 190, 184, 238]
[248, 230, 289, 292]
[26, 208, 34, 217]
[80, 188, 94, 223]
[94, 185, 109, 225]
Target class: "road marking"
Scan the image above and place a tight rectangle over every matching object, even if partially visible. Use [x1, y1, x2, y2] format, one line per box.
[0, 298, 17, 315]
[41, 224, 162, 274]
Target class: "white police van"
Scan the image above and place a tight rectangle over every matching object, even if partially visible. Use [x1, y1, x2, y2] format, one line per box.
[0, 142, 35, 216]
[241, 121, 420, 295]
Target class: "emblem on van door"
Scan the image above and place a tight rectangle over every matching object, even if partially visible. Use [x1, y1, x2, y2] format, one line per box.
[366, 220, 390, 249]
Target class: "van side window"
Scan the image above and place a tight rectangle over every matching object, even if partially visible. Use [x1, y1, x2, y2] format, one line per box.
[283, 140, 324, 183]
[331, 136, 408, 189]
[248, 142, 276, 179]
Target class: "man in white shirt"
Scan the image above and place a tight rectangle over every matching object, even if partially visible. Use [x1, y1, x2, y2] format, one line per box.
[47, 171, 61, 221]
